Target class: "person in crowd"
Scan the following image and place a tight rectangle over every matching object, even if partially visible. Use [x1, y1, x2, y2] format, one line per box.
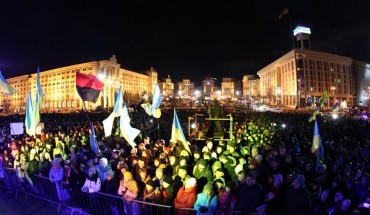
[283, 174, 310, 214]
[118, 171, 139, 215]
[101, 169, 119, 195]
[194, 182, 218, 215]
[49, 158, 66, 201]
[97, 157, 111, 183]
[236, 171, 264, 214]
[38, 153, 51, 177]
[81, 167, 101, 193]
[174, 177, 197, 215]
[217, 181, 237, 215]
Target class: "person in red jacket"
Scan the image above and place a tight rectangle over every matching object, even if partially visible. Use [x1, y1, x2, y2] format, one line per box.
[174, 177, 198, 215]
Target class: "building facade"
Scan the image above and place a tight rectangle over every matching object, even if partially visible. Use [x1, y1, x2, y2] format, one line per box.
[0, 55, 157, 113]
[257, 49, 354, 107]
[353, 60, 370, 107]
[176, 79, 194, 97]
[202, 77, 217, 97]
[242, 75, 260, 99]
[158, 75, 174, 97]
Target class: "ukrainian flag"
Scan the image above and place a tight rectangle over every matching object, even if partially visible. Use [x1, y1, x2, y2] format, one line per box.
[120, 105, 140, 148]
[171, 109, 191, 153]
[0, 70, 18, 95]
[141, 84, 162, 118]
[311, 120, 324, 171]
[90, 123, 99, 155]
[25, 92, 34, 135]
[102, 87, 123, 137]
[36, 66, 44, 102]
[332, 102, 339, 112]
[308, 107, 320, 122]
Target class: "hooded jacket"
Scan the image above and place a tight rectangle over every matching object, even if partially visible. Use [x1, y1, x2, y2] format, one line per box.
[174, 185, 197, 214]
[194, 191, 218, 215]
[97, 158, 111, 182]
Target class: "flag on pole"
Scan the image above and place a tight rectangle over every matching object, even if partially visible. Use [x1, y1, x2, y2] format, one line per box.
[332, 102, 339, 112]
[112, 87, 123, 117]
[36, 66, 44, 100]
[0, 70, 18, 95]
[141, 84, 162, 118]
[32, 92, 41, 135]
[90, 123, 99, 155]
[120, 105, 140, 148]
[102, 87, 123, 137]
[102, 112, 115, 137]
[25, 91, 34, 135]
[76, 71, 104, 103]
[311, 120, 324, 171]
[308, 107, 320, 122]
[171, 109, 191, 153]
[278, 8, 289, 19]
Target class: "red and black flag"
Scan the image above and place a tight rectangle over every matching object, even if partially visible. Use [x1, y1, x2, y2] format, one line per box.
[76, 71, 104, 103]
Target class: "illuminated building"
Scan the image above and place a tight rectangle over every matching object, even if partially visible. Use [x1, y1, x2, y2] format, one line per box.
[242, 75, 260, 99]
[0, 55, 157, 113]
[257, 26, 355, 107]
[353, 61, 370, 107]
[221, 78, 241, 98]
[202, 77, 217, 97]
[176, 79, 194, 97]
[158, 75, 174, 97]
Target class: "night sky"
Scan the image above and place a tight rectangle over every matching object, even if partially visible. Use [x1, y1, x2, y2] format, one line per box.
[1, 0, 369, 84]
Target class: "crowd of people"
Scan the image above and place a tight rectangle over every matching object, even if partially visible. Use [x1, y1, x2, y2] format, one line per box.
[0, 109, 370, 215]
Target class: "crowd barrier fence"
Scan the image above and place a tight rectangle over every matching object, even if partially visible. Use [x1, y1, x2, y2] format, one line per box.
[0, 167, 270, 215]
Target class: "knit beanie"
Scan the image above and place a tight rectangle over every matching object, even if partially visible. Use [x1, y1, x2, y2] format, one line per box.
[203, 182, 213, 192]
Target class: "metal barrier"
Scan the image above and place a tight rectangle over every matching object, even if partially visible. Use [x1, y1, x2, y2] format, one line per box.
[130, 199, 172, 215]
[0, 168, 246, 215]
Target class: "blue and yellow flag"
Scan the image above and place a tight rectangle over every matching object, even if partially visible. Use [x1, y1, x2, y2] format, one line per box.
[141, 84, 162, 118]
[102, 86, 123, 137]
[308, 107, 320, 122]
[0, 70, 18, 95]
[171, 109, 191, 153]
[36, 66, 44, 101]
[120, 105, 140, 148]
[311, 120, 324, 171]
[90, 123, 99, 155]
[25, 91, 34, 135]
[332, 102, 339, 112]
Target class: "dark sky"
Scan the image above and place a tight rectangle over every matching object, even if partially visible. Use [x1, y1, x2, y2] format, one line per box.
[1, 0, 369, 84]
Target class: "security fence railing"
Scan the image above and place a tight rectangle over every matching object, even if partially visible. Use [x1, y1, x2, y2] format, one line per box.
[0, 167, 247, 215]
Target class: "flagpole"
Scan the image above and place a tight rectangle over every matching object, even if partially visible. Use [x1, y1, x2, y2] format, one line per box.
[82, 101, 91, 123]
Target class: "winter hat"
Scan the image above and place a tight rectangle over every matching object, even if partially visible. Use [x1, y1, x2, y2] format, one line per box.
[99, 158, 108, 167]
[106, 170, 115, 177]
[118, 162, 128, 170]
[185, 177, 197, 188]
[123, 171, 133, 180]
[162, 175, 173, 185]
[203, 182, 213, 192]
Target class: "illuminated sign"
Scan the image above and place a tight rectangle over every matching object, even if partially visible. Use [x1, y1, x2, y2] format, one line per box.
[293, 26, 311, 36]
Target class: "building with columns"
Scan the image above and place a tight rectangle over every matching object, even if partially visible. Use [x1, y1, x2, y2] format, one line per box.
[221, 78, 242, 98]
[202, 77, 217, 97]
[242, 75, 260, 99]
[0, 55, 157, 113]
[158, 75, 174, 97]
[257, 26, 355, 108]
[176, 79, 194, 97]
